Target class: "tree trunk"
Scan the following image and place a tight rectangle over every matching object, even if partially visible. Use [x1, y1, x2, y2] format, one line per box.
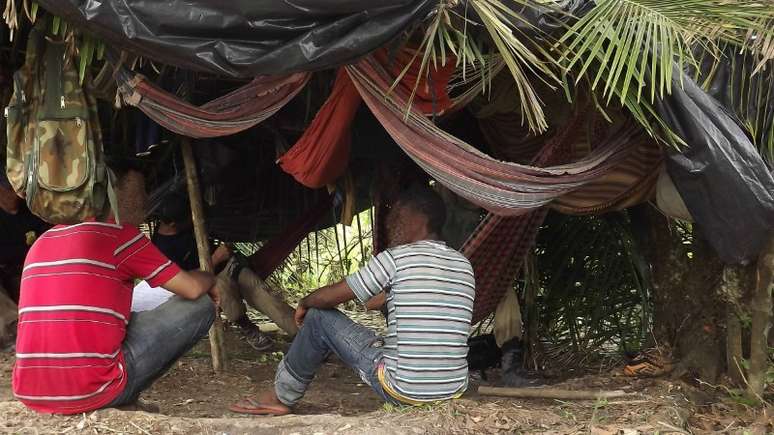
[629, 205, 725, 381]
[748, 235, 773, 398]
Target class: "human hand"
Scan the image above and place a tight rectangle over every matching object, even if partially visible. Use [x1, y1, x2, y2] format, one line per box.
[211, 244, 232, 267]
[365, 292, 386, 311]
[294, 302, 308, 327]
[208, 282, 221, 306]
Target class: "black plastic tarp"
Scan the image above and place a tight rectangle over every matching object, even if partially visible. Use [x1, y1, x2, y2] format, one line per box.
[656, 67, 774, 265]
[36, 0, 436, 77]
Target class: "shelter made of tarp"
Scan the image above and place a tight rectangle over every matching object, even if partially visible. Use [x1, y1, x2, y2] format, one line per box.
[13, 1, 774, 287]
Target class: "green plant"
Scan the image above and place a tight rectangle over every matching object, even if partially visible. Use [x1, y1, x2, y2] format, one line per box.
[262, 209, 374, 303]
[402, 0, 774, 147]
[531, 212, 651, 369]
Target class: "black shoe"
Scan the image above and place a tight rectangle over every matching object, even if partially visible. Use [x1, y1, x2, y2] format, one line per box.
[242, 328, 273, 352]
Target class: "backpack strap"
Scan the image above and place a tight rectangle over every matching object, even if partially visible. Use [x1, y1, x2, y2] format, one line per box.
[106, 168, 120, 225]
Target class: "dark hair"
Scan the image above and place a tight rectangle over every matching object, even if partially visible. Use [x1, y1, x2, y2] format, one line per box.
[395, 183, 446, 235]
[156, 192, 190, 224]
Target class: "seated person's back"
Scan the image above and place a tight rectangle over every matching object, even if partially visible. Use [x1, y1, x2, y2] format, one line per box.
[348, 239, 474, 401]
[14, 220, 180, 413]
[13, 161, 217, 415]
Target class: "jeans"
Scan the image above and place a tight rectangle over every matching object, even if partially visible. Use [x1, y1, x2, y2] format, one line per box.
[274, 308, 401, 407]
[106, 294, 216, 406]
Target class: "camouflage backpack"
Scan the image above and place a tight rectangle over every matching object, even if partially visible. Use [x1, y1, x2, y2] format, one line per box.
[5, 25, 113, 224]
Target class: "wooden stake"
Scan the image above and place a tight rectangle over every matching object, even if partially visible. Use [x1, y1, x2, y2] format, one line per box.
[721, 265, 744, 386]
[478, 386, 632, 400]
[748, 235, 773, 399]
[181, 138, 227, 373]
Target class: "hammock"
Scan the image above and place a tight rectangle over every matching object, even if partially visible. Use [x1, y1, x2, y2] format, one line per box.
[278, 49, 457, 188]
[116, 68, 309, 139]
[463, 114, 579, 324]
[346, 56, 644, 216]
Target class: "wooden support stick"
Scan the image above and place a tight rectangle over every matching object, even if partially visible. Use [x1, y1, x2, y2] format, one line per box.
[478, 386, 632, 400]
[181, 138, 227, 373]
[721, 265, 744, 386]
[748, 235, 773, 398]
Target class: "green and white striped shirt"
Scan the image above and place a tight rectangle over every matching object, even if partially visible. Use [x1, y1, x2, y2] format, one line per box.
[346, 240, 475, 402]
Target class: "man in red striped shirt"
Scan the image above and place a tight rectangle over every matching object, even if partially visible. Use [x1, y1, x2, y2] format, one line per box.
[13, 161, 218, 414]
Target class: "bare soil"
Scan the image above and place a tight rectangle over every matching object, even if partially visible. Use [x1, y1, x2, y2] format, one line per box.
[0, 325, 771, 434]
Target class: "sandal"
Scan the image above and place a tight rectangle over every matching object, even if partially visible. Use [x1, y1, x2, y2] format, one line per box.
[229, 397, 291, 416]
[623, 349, 673, 377]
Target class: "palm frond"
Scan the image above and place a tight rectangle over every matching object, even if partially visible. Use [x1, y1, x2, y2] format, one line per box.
[693, 43, 774, 163]
[469, 0, 563, 133]
[399, 0, 562, 134]
[558, 0, 774, 106]
[553, 0, 774, 147]
[534, 212, 651, 367]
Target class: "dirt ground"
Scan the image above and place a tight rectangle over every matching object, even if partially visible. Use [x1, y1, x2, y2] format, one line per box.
[0, 325, 771, 434]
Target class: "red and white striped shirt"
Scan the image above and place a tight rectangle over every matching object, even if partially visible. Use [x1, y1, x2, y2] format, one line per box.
[13, 221, 181, 414]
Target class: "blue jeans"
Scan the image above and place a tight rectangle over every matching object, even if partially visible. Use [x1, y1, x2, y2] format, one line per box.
[274, 308, 401, 407]
[107, 295, 216, 406]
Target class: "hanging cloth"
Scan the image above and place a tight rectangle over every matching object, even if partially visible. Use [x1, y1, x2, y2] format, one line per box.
[278, 48, 457, 188]
[346, 56, 644, 217]
[277, 69, 361, 189]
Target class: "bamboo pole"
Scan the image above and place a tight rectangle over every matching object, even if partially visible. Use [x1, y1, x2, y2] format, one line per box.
[181, 138, 227, 373]
[748, 235, 773, 398]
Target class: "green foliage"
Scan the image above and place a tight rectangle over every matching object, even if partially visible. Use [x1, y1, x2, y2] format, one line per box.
[403, 0, 562, 133]
[256, 351, 285, 364]
[531, 212, 650, 366]
[263, 209, 374, 303]
[403, 0, 774, 146]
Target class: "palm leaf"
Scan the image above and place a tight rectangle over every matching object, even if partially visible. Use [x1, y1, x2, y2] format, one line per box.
[396, 0, 563, 134]
[558, 0, 774, 107]
[469, 0, 559, 133]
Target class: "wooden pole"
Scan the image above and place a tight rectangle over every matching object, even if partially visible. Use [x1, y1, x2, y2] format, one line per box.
[181, 138, 227, 373]
[720, 265, 744, 386]
[478, 386, 632, 400]
[748, 235, 773, 399]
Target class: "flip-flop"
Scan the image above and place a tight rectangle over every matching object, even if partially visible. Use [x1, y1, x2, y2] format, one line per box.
[229, 397, 291, 416]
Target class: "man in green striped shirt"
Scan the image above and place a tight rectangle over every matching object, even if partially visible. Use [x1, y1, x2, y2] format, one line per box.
[230, 184, 475, 415]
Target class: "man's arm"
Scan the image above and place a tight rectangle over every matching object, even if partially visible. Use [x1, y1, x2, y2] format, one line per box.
[161, 270, 217, 302]
[295, 280, 356, 326]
